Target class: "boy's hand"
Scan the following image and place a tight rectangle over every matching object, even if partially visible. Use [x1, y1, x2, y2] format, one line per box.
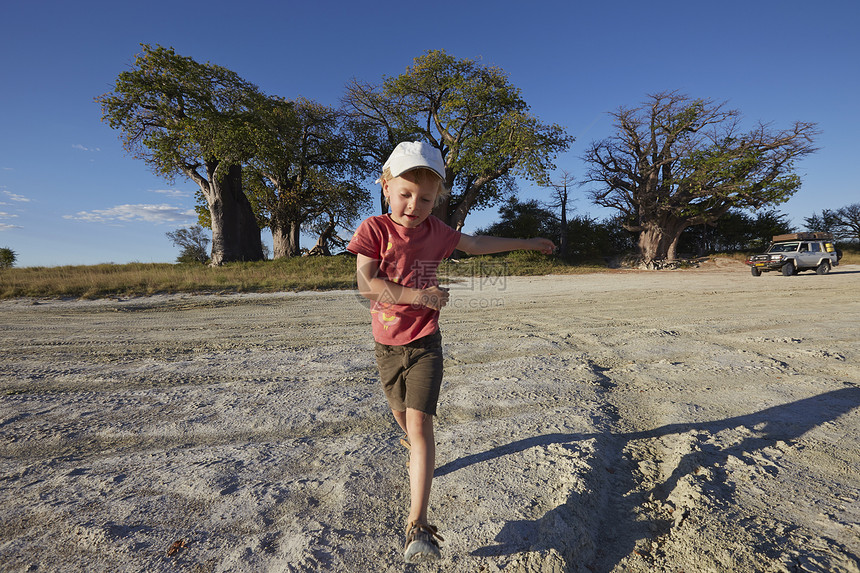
[528, 238, 556, 254]
[418, 286, 450, 310]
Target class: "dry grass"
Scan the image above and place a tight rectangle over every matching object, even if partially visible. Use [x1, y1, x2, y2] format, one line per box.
[0, 257, 359, 299]
[3, 248, 853, 300]
[0, 254, 602, 300]
[839, 247, 860, 264]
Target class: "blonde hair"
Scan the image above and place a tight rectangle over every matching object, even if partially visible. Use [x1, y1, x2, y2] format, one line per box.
[379, 167, 451, 207]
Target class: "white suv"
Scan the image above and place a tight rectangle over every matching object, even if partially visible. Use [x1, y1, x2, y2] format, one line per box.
[746, 233, 841, 276]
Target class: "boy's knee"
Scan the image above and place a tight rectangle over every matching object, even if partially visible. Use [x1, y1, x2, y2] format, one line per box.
[406, 408, 430, 420]
[405, 408, 433, 433]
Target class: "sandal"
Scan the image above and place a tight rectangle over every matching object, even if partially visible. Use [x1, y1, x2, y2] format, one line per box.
[404, 520, 443, 562]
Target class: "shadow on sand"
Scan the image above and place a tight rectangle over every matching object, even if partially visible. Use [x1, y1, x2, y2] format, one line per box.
[437, 385, 860, 572]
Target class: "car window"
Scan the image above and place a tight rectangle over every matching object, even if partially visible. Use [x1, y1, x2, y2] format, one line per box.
[769, 242, 799, 253]
[810, 243, 821, 252]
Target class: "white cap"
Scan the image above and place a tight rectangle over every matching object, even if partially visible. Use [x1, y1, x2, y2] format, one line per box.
[383, 141, 445, 180]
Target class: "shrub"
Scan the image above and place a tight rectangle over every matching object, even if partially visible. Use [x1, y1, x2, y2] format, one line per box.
[166, 226, 210, 264]
[0, 247, 16, 269]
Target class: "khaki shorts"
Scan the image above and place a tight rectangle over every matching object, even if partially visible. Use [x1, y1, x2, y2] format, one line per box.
[374, 330, 443, 416]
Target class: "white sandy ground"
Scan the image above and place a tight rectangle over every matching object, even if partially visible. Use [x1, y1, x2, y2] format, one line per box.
[0, 259, 859, 573]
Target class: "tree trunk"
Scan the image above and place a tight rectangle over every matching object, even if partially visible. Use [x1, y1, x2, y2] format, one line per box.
[288, 221, 301, 256]
[306, 219, 336, 256]
[271, 224, 290, 259]
[205, 164, 263, 266]
[559, 200, 568, 259]
[448, 190, 478, 231]
[637, 226, 665, 262]
[637, 218, 689, 263]
[667, 235, 680, 261]
[271, 220, 302, 258]
[432, 195, 449, 224]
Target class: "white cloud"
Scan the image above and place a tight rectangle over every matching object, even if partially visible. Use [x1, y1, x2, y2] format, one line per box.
[0, 210, 21, 231]
[2, 190, 30, 202]
[149, 188, 193, 198]
[0, 197, 24, 230]
[72, 144, 101, 152]
[64, 204, 197, 224]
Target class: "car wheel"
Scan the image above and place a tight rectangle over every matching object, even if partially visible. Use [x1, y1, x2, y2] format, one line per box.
[781, 262, 795, 276]
[816, 261, 831, 275]
[751, 266, 761, 276]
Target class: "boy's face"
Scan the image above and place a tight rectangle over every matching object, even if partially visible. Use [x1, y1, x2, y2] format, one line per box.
[382, 170, 440, 229]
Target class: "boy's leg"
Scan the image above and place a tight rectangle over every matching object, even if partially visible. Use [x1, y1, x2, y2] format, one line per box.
[405, 407, 434, 524]
[392, 409, 408, 435]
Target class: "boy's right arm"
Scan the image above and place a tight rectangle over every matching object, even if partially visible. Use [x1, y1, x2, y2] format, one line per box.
[356, 254, 449, 310]
[457, 234, 555, 255]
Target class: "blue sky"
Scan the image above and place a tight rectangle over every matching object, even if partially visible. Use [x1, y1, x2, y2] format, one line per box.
[1, 0, 858, 267]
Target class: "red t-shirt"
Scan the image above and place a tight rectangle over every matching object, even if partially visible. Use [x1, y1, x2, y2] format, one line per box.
[348, 214, 461, 345]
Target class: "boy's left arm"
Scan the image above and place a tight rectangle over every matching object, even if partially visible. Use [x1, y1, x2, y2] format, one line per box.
[457, 234, 555, 255]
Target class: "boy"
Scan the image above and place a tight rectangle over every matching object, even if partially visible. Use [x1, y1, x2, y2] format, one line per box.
[348, 141, 554, 563]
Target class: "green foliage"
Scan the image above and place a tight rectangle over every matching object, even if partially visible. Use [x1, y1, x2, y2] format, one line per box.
[0, 247, 16, 269]
[678, 209, 793, 254]
[477, 199, 636, 261]
[97, 44, 260, 181]
[815, 203, 860, 242]
[748, 210, 795, 249]
[102, 50, 371, 258]
[804, 209, 840, 235]
[97, 44, 266, 264]
[562, 215, 636, 260]
[476, 197, 559, 240]
[241, 96, 371, 256]
[583, 91, 819, 261]
[166, 225, 210, 264]
[344, 50, 573, 227]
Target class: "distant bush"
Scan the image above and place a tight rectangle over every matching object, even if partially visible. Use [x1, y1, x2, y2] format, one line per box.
[476, 198, 636, 262]
[677, 209, 794, 255]
[0, 247, 16, 269]
[562, 215, 636, 261]
[166, 226, 210, 264]
[476, 197, 559, 240]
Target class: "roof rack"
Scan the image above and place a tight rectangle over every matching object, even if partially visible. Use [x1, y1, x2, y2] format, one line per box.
[772, 232, 834, 242]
